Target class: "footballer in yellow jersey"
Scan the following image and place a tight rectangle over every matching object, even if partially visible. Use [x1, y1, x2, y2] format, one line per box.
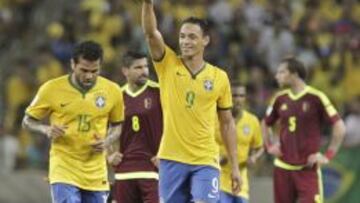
[23, 41, 124, 203]
[141, 1, 241, 202]
[216, 83, 264, 203]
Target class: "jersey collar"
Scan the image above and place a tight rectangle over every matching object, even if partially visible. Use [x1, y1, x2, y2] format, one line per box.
[287, 86, 309, 100]
[180, 58, 207, 79]
[68, 74, 97, 98]
[123, 80, 149, 98]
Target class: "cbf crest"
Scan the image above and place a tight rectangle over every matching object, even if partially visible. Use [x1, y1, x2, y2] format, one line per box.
[203, 80, 213, 91]
[242, 124, 251, 136]
[95, 96, 106, 108]
[144, 97, 152, 109]
[302, 102, 309, 112]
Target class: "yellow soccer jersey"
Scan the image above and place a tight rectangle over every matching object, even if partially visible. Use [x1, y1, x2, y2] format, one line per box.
[26, 75, 124, 191]
[153, 46, 232, 168]
[216, 110, 263, 198]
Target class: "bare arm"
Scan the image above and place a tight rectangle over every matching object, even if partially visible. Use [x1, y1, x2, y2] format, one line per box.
[141, 0, 165, 60]
[22, 115, 66, 139]
[261, 119, 282, 157]
[326, 119, 346, 156]
[248, 147, 264, 165]
[218, 110, 241, 193]
[307, 119, 346, 166]
[92, 123, 123, 152]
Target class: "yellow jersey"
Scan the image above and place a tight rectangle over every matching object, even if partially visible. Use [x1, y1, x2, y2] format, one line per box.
[26, 75, 124, 191]
[216, 110, 263, 198]
[153, 46, 232, 168]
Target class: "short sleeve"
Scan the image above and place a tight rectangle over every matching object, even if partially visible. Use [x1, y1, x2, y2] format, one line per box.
[152, 46, 178, 80]
[217, 72, 232, 110]
[25, 83, 52, 120]
[109, 84, 125, 124]
[317, 92, 340, 124]
[264, 96, 280, 126]
[251, 116, 263, 148]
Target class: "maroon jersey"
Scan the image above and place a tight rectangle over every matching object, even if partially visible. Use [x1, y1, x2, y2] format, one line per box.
[115, 80, 163, 173]
[265, 86, 340, 165]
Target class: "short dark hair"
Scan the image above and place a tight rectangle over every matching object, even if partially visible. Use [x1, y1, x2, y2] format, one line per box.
[181, 17, 210, 36]
[281, 57, 307, 80]
[72, 41, 103, 63]
[121, 50, 147, 68]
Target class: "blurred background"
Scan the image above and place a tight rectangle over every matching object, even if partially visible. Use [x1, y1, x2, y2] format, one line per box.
[0, 0, 359, 202]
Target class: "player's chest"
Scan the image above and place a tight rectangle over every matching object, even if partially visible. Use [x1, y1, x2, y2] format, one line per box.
[278, 99, 318, 119]
[54, 91, 113, 116]
[124, 93, 160, 117]
[170, 68, 220, 100]
[236, 122, 254, 144]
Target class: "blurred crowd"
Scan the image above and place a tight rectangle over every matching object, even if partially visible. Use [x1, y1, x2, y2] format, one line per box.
[0, 0, 359, 172]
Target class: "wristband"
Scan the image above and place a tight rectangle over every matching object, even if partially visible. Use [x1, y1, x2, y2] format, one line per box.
[325, 149, 335, 160]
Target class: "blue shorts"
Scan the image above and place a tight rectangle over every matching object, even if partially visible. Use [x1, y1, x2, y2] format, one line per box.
[219, 191, 248, 203]
[159, 159, 220, 203]
[51, 183, 108, 203]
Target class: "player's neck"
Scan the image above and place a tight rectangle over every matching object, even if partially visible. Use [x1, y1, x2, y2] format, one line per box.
[181, 54, 205, 74]
[290, 79, 306, 94]
[128, 82, 145, 93]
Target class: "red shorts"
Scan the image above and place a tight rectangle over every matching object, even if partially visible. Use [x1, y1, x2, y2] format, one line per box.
[274, 166, 322, 203]
[113, 179, 159, 203]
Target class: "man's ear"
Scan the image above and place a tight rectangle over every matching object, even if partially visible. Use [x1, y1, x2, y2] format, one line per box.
[203, 35, 210, 47]
[70, 59, 75, 71]
[121, 67, 128, 77]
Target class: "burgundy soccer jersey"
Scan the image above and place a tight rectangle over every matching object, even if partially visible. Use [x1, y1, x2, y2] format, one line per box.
[114, 81, 163, 173]
[265, 86, 340, 165]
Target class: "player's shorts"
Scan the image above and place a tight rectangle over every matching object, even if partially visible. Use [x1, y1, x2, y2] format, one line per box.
[113, 179, 159, 203]
[159, 159, 220, 203]
[51, 183, 108, 203]
[219, 191, 248, 203]
[273, 159, 323, 203]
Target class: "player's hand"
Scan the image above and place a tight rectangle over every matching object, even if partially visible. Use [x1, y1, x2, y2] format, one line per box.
[307, 153, 329, 167]
[151, 156, 159, 168]
[91, 134, 106, 152]
[266, 143, 282, 157]
[107, 152, 123, 166]
[46, 125, 67, 139]
[231, 167, 242, 194]
[247, 154, 258, 166]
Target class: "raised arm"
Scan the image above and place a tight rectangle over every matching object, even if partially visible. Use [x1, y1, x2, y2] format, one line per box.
[218, 110, 241, 194]
[142, 0, 165, 60]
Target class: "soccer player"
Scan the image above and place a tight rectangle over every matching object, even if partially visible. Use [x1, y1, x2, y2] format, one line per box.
[217, 83, 264, 203]
[262, 57, 346, 203]
[139, 0, 241, 202]
[22, 41, 124, 203]
[107, 51, 162, 203]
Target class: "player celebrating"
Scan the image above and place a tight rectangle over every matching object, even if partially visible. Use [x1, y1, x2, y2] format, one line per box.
[262, 57, 346, 203]
[23, 41, 124, 203]
[108, 51, 162, 203]
[217, 83, 264, 203]
[139, 0, 241, 202]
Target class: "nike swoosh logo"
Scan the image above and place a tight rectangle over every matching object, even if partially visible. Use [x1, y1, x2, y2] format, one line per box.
[60, 103, 71, 107]
[176, 72, 186, 76]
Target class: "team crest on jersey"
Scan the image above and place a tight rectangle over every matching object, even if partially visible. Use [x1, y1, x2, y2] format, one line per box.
[280, 103, 288, 111]
[203, 80, 213, 91]
[95, 96, 106, 108]
[302, 102, 309, 112]
[144, 97, 152, 109]
[242, 124, 251, 136]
